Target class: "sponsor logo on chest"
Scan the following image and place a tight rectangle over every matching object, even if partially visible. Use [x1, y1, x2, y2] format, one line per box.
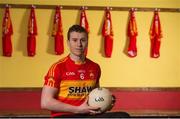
[66, 72, 76, 76]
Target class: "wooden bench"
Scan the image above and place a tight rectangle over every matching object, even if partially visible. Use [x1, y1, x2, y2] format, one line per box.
[0, 88, 180, 117]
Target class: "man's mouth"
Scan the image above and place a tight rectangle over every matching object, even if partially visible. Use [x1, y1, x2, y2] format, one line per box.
[76, 48, 83, 51]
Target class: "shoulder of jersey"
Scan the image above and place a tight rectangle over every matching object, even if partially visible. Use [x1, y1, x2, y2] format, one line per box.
[57, 56, 68, 64]
[86, 58, 99, 67]
[51, 56, 68, 69]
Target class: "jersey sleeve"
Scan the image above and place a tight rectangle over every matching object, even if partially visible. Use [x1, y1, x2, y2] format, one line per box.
[96, 64, 101, 86]
[44, 63, 61, 89]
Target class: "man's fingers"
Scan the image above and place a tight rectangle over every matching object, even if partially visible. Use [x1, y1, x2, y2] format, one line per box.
[88, 106, 101, 115]
[89, 110, 102, 115]
[88, 106, 100, 110]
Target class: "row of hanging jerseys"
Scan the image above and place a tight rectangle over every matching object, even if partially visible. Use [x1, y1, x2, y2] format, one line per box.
[2, 6, 162, 58]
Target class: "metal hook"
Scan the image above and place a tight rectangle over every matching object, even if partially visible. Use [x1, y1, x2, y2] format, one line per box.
[57, 5, 63, 9]
[131, 8, 134, 11]
[130, 8, 137, 11]
[81, 6, 88, 10]
[81, 6, 85, 10]
[155, 8, 160, 12]
[31, 4, 36, 8]
[106, 7, 112, 10]
[6, 4, 9, 7]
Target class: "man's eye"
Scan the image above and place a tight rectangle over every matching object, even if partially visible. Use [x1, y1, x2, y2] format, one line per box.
[72, 39, 77, 42]
[81, 39, 87, 42]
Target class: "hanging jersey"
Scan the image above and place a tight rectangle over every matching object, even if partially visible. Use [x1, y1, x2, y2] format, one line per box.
[44, 55, 101, 117]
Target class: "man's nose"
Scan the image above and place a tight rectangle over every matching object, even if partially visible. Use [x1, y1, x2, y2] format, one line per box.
[77, 40, 82, 46]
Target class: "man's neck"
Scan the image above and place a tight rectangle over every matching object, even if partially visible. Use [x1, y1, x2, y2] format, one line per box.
[69, 53, 85, 63]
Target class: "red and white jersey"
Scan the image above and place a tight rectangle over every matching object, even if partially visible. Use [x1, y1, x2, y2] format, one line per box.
[44, 55, 101, 117]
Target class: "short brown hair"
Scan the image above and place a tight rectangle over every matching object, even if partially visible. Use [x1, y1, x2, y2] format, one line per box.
[67, 25, 88, 40]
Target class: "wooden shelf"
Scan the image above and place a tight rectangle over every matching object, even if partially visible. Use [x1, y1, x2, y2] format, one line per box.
[0, 3, 180, 12]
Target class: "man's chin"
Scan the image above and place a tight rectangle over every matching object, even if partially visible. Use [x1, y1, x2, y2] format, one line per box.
[72, 53, 84, 57]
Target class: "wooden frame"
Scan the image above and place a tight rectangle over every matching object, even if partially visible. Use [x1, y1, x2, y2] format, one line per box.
[0, 3, 180, 12]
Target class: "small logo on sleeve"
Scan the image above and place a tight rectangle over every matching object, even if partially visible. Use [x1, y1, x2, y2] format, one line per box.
[46, 78, 55, 87]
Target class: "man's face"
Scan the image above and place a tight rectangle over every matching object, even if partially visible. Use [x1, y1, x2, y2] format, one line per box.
[68, 31, 88, 57]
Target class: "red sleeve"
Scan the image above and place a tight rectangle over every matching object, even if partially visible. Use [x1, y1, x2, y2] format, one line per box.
[96, 64, 101, 86]
[44, 63, 61, 88]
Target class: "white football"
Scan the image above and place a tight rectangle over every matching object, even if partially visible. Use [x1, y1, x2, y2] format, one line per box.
[88, 87, 113, 112]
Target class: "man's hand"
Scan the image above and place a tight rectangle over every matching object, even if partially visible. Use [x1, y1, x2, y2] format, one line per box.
[76, 98, 101, 115]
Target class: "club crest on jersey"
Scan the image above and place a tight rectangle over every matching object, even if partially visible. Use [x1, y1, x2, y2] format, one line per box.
[90, 72, 95, 79]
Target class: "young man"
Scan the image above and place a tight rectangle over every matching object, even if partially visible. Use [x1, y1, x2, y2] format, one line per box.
[41, 25, 101, 117]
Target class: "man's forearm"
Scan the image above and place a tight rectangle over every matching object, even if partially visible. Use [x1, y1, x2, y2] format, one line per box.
[41, 97, 79, 113]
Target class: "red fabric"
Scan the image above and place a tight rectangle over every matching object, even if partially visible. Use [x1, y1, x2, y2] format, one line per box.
[80, 9, 89, 33]
[80, 8, 89, 56]
[54, 35, 64, 55]
[102, 9, 113, 58]
[27, 7, 37, 57]
[52, 6, 64, 55]
[2, 6, 13, 57]
[127, 9, 138, 57]
[149, 11, 162, 58]
[27, 35, 36, 56]
[104, 35, 113, 57]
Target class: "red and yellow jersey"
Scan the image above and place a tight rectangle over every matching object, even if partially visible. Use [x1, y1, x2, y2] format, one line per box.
[44, 55, 101, 117]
